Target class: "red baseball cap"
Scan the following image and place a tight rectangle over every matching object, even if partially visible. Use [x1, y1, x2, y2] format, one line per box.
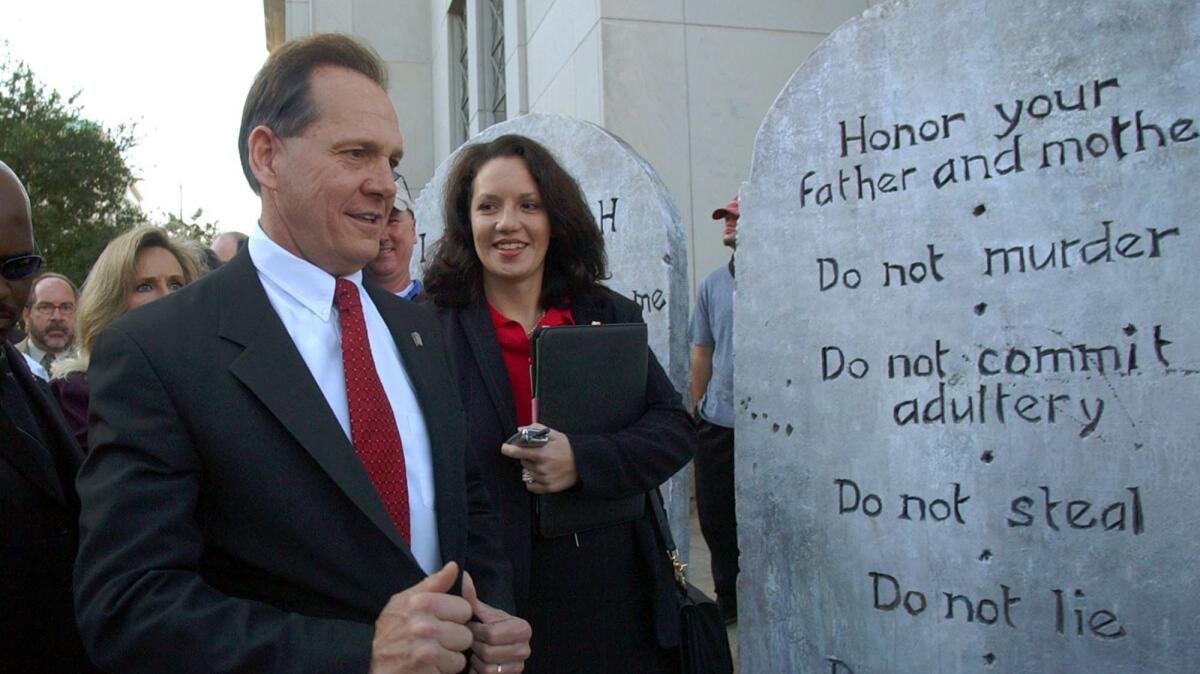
[712, 195, 739, 220]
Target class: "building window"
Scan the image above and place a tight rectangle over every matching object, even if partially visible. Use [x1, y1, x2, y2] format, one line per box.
[449, 0, 469, 147]
[480, 0, 506, 126]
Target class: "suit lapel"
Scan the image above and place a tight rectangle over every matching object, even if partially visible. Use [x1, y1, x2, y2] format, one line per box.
[216, 252, 412, 553]
[0, 406, 66, 503]
[23, 361, 86, 478]
[459, 297, 518, 433]
[569, 292, 608, 326]
[366, 284, 463, 564]
[367, 284, 445, 445]
[0, 344, 73, 504]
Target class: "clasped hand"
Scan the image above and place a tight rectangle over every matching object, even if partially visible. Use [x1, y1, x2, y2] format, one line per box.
[369, 561, 531, 674]
[501, 425, 578, 494]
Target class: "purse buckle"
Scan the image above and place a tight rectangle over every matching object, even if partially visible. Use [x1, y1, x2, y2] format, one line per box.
[668, 549, 688, 585]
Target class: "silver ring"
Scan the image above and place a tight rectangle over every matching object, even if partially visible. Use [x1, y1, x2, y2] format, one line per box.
[521, 470, 534, 484]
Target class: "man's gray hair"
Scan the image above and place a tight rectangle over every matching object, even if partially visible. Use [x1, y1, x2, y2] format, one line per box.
[237, 33, 388, 194]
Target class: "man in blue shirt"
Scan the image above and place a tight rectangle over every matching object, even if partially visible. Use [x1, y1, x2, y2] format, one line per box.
[688, 195, 740, 624]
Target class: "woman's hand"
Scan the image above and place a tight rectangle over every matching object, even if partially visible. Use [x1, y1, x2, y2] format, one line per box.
[501, 425, 578, 494]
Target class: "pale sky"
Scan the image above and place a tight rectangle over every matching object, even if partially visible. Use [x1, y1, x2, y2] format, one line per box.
[1, 0, 268, 235]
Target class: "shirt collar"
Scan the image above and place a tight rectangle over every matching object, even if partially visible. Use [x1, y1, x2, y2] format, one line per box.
[24, 339, 49, 363]
[249, 224, 364, 321]
[398, 279, 422, 300]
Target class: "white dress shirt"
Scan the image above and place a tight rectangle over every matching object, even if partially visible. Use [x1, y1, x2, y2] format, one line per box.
[21, 350, 48, 381]
[23, 338, 49, 366]
[249, 226, 440, 574]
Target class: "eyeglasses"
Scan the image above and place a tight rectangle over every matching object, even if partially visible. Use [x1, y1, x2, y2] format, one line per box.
[32, 301, 76, 316]
[0, 254, 44, 281]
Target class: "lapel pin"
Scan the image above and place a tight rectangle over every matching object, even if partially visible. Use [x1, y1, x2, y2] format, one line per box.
[411, 332, 423, 347]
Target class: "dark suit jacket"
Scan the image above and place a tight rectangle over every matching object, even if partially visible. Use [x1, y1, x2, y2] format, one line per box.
[74, 249, 512, 673]
[436, 287, 695, 649]
[0, 342, 95, 673]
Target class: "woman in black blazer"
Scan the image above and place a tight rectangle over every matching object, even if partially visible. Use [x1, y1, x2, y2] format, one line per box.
[424, 134, 696, 673]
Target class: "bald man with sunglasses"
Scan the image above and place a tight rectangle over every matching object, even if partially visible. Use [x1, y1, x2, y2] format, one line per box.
[0, 160, 97, 672]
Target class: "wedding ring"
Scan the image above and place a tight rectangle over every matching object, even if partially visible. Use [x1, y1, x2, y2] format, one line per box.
[521, 470, 534, 484]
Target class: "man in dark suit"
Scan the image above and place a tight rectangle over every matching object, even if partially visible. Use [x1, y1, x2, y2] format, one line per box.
[74, 34, 530, 674]
[0, 160, 96, 672]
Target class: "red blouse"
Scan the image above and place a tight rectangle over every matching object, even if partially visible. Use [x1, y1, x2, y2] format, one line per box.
[487, 303, 574, 427]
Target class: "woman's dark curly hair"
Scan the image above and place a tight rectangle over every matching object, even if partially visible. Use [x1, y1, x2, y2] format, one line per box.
[423, 134, 607, 308]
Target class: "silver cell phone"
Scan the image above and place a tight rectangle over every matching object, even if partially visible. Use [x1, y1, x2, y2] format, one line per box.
[506, 426, 550, 447]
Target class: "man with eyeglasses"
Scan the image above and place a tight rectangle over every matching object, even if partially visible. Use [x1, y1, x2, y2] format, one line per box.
[366, 175, 423, 300]
[0, 159, 97, 672]
[16, 272, 78, 380]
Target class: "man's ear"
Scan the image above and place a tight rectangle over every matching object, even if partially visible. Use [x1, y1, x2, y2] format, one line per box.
[248, 125, 282, 191]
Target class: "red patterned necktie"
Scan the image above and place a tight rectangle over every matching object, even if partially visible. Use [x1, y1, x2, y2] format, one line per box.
[333, 278, 410, 542]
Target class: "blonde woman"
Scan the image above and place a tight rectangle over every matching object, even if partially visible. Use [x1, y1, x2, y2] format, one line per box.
[51, 226, 199, 448]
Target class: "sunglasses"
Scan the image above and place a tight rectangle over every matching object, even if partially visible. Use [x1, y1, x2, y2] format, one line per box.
[0, 254, 45, 281]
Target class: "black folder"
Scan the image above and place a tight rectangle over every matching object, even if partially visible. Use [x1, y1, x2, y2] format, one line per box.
[531, 322, 649, 537]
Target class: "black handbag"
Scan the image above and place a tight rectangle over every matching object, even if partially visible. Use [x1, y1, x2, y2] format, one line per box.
[649, 490, 735, 674]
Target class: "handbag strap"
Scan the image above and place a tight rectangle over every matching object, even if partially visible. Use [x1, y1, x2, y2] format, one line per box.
[649, 489, 688, 587]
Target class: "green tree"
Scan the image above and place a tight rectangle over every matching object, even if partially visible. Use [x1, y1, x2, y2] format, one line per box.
[162, 207, 220, 246]
[0, 54, 146, 286]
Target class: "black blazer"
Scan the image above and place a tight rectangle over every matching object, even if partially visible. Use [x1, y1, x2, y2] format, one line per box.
[74, 249, 512, 673]
[0, 342, 95, 673]
[436, 287, 695, 646]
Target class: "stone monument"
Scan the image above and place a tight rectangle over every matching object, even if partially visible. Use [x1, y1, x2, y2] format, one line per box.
[737, 0, 1198, 671]
[413, 113, 693, 547]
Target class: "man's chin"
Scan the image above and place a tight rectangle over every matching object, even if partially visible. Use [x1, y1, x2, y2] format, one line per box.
[344, 246, 384, 275]
[366, 264, 393, 280]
